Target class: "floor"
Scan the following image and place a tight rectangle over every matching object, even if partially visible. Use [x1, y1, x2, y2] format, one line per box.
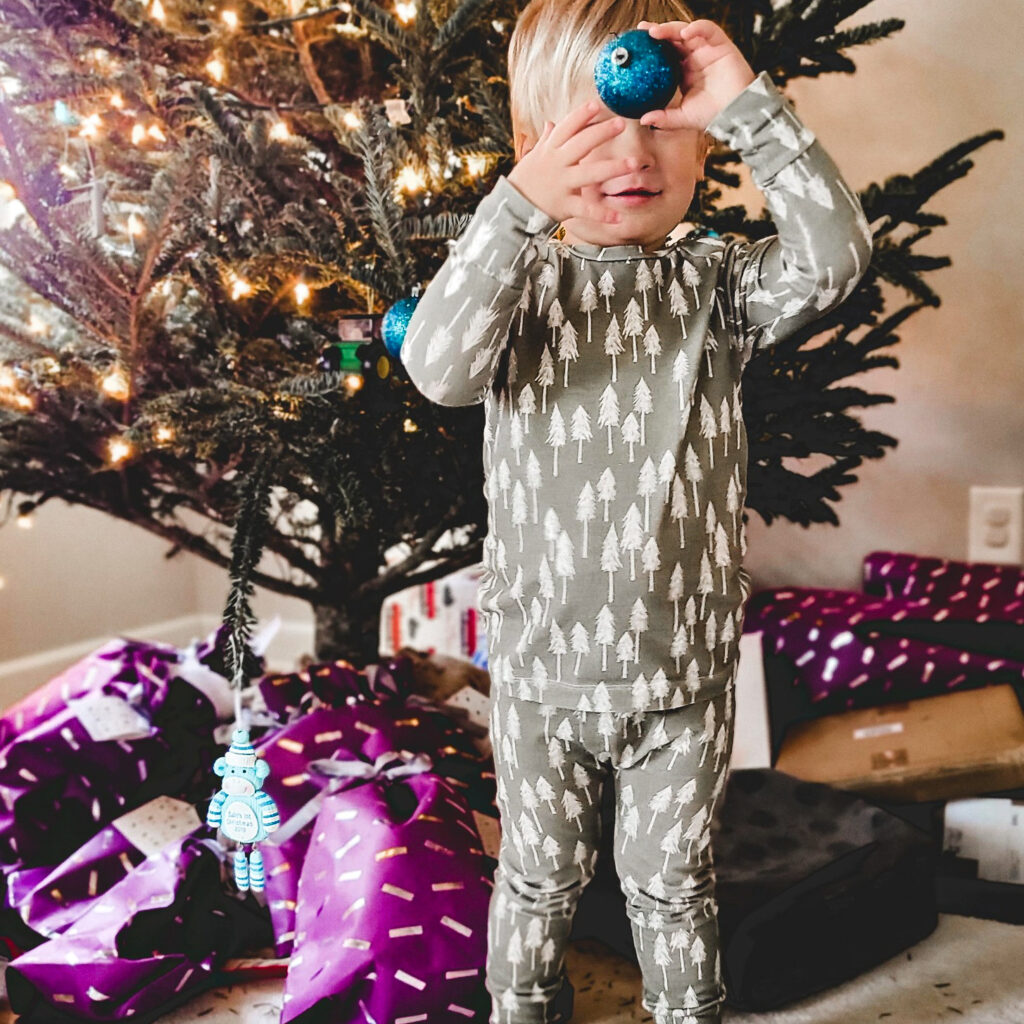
[4, 914, 1021, 1023]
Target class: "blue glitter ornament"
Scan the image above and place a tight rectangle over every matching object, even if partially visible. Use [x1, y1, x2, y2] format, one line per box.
[594, 29, 680, 120]
[381, 295, 419, 360]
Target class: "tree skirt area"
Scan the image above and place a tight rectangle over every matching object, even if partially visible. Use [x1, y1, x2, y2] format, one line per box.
[4, 913, 1018, 1024]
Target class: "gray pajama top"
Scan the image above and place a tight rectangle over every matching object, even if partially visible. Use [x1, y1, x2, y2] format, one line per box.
[401, 72, 872, 714]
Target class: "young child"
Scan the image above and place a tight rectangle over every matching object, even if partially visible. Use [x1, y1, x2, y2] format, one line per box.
[400, 1, 872, 1020]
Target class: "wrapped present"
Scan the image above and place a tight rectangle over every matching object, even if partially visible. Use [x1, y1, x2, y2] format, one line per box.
[256, 696, 493, 957]
[863, 551, 1024, 617]
[0, 638, 233, 875]
[4, 835, 274, 1023]
[743, 556, 1024, 712]
[281, 756, 493, 1023]
[257, 656, 414, 722]
[5, 795, 205, 939]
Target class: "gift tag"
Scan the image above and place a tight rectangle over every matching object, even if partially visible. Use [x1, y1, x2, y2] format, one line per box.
[69, 694, 153, 742]
[112, 796, 203, 858]
[444, 685, 492, 731]
[472, 810, 501, 860]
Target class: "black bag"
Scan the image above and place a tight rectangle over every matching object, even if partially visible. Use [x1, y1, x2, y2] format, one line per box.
[573, 767, 939, 1012]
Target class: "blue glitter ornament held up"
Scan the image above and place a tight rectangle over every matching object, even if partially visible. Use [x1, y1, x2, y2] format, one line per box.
[594, 29, 681, 119]
[381, 295, 419, 360]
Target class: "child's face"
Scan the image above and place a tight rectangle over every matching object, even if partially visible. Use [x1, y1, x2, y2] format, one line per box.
[522, 85, 705, 252]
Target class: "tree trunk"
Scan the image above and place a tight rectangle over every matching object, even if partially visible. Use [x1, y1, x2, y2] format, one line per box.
[314, 595, 385, 667]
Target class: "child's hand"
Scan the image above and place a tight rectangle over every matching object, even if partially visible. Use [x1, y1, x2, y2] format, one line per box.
[508, 100, 640, 225]
[636, 19, 756, 131]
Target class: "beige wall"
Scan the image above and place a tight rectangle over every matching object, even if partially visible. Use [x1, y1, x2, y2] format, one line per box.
[1, 0, 1020, 682]
[0, 501, 197, 660]
[742, 0, 1023, 590]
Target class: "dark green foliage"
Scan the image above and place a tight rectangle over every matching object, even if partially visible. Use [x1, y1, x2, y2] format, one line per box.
[0, 0, 1002, 664]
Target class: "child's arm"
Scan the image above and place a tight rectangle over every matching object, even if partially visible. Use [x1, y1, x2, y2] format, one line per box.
[399, 178, 557, 407]
[401, 103, 636, 407]
[642, 20, 872, 352]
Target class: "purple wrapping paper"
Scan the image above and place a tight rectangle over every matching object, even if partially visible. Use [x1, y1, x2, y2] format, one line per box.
[4, 835, 272, 1022]
[0, 638, 229, 874]
[0, 639, 177, 749]
[258, 656, 415, 721]
[281, 768, 492, 1023]
[744, 550, 1024, 709]
[863, 551, 1024, 617]
[256, 697, 488, 957]
[5, 802, 207, 939]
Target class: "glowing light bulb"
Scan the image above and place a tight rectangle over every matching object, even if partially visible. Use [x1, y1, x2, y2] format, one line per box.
[78, 113, 102, 139]
[294, 281, 311, 306]
[150, 0, 166, 22]
[27, 313, 48, 335]
[344, 373, 364, 392]
[109, 91, 125, 109]
[342, 110, 362, 130]
[16, 514, 32, 529]
[0, 366, 15, 390]
[222, 9, 239, 29]
[231, 277, 253, 300]
[206, 56, 226, 82]
[396, 164, 426, 193]
[154, 425, 175, 443]
[127, 212, 145, 237]
[466, 154, 488, 178]
[403, 418, 418, 432]
[0, 182, 16, 201]
[101, 367, 131, 401]
[14, 393, 33, 411]
[131, 123, 147, 146]
[395, 1, 416, 24]
[108, 437, 133, 463]
[269, 120, 290, 141]
[147, 124, 166, 142]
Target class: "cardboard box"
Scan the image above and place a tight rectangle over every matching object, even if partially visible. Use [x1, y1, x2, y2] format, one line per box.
[774, 683, 1024, 802]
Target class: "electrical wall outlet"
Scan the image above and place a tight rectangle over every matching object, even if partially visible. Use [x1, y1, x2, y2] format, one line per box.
[968, 486, 1024, 565]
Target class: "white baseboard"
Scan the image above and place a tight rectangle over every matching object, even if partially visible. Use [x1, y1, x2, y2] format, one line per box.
[0, 614, 315, 708]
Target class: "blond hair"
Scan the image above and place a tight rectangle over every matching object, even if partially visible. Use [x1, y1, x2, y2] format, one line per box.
[508, 0, 696, 149]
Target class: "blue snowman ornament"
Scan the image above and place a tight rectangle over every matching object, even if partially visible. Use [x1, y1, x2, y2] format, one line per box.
[207, 728, 280, 893]
[594, 29, 681, 119]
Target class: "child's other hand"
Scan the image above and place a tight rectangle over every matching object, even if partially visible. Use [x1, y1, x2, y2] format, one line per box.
[636, 19, 755, 131]
[508, 100, 639, 225]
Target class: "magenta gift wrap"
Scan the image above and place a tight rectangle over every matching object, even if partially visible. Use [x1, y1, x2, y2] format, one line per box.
[863, 551, 1024, 618]
[256, 696, 492, 957]
[5, 796, 206, 939]
[280, 765, 492, 1023]
[5, 836, 273, 1023]
[258, 656, 415, 721]
[0, 638, 231, 875]
[744, 550, 1024, 711]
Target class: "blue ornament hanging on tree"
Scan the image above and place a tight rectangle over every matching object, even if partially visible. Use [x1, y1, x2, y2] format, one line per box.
[594, 29, 681, 119]
[381, 294, 419, 360]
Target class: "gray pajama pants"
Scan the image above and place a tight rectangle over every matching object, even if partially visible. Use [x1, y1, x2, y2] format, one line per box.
[485, 685, 735, 1024]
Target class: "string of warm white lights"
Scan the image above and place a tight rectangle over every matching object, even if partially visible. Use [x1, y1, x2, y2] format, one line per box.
[1, 0, 499, 469]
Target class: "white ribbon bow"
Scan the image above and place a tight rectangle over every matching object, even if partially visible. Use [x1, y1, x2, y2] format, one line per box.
[263, 750, 434, 847]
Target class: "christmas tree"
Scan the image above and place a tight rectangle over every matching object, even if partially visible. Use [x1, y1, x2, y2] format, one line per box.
[0, 0, 1001, 668]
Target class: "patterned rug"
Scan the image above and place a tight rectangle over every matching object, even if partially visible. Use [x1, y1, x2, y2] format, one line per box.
[6, 913, 1009, 1024]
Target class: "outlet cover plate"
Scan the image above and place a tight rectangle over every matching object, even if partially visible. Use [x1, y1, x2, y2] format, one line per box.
[968, 485, 1024, 566]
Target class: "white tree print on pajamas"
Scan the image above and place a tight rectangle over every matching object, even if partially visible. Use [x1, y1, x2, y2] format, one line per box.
[486, 685, 736, 1024]
[402, 71, 870, 716]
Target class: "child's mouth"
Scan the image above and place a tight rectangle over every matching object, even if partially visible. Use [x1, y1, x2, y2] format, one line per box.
[605, 189, 661, 205]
